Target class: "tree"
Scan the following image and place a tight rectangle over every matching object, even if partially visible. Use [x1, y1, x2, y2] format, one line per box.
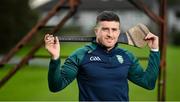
[0, 0, 38, 53]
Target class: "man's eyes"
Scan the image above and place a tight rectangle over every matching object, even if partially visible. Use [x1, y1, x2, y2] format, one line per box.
[102, 28, 109, 31]
[102, 28, 118, 31]
[112, 29, 118, 31]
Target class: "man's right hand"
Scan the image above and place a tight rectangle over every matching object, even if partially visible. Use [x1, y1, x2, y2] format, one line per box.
[44, 34, 60, 60]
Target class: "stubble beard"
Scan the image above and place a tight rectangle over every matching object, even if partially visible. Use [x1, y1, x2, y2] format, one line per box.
[97, 38, 115, 51]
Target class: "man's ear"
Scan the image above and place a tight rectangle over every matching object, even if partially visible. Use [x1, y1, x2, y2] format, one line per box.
[118, 29, 121, 36]
[94, 27, 98, 36]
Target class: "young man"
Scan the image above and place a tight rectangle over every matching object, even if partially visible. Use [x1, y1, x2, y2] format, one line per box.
[44, 11, 160, 101]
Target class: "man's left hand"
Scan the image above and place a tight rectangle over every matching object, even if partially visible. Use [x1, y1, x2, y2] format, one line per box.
[144, 32, 159, 50]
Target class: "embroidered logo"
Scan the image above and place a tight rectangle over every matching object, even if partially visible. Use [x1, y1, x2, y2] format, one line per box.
[116, 55, 124, 64]
[90, 56, 101, 61]
[88, 50, 92, 54]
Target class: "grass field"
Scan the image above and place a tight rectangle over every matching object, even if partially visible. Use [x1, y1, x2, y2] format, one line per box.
[0, 43, 180, 101]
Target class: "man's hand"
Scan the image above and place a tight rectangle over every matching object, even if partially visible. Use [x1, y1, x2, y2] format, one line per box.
[144, 32, 159, 50]
[44, 34, 60, 60]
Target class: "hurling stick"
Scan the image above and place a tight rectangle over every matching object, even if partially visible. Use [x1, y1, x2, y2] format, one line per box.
[121, 23, 149, 48]
[58, 23, 149, 48]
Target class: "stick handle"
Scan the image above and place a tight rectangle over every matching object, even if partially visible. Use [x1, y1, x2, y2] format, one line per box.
[57, 23, 149, 48]
[58, 33, 128, 43]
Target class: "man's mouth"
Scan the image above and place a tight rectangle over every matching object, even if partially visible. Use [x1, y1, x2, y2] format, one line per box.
[106, 38, 113, 43]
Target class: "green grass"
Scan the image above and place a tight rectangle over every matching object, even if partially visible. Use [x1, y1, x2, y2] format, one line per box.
[0, 66, 78, 101]
[166, 46, 180, 100]
[0, 43, 180, 101]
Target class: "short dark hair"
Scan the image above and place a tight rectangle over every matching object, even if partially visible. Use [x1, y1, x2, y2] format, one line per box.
[96, 11, 120, 24]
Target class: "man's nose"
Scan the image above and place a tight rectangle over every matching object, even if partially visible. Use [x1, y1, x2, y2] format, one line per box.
[107, 30, 113, 36]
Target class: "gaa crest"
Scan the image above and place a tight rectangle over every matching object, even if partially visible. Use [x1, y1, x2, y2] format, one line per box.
[116, 55, 124, 64]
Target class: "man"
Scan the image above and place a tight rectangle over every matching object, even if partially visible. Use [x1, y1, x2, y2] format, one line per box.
[44, 11, 160, 101]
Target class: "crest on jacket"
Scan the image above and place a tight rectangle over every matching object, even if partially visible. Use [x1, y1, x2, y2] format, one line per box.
[116, 55, 124, 64]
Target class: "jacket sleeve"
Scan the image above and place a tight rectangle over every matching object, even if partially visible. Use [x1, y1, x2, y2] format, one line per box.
[48, 48, 86, 92]
[127, 51, 160, 90]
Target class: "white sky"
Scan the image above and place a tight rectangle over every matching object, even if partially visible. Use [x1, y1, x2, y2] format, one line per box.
[29, 0, 51, 9]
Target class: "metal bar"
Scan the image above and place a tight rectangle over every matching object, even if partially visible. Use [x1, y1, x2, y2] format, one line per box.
[0, 41, 43, 88]
[158, 67, 162, 101]
[158, 0, 167, 101]
[128, 0, 164, 25]
[51, 8, 78, 34]
[0, 0, 66, 66]
[0, 1, 79, 88]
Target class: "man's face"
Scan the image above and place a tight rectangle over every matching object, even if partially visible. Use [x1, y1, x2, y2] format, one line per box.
[95, 21, 120, 51]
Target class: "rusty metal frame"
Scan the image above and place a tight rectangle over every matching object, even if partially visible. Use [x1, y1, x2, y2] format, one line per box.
[128, 0, 167, 101]
[0, 0, 79, 87]
[159, 0, 167, 101]
[0, 0, 66, 66]
[0, 0, 167, 101]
